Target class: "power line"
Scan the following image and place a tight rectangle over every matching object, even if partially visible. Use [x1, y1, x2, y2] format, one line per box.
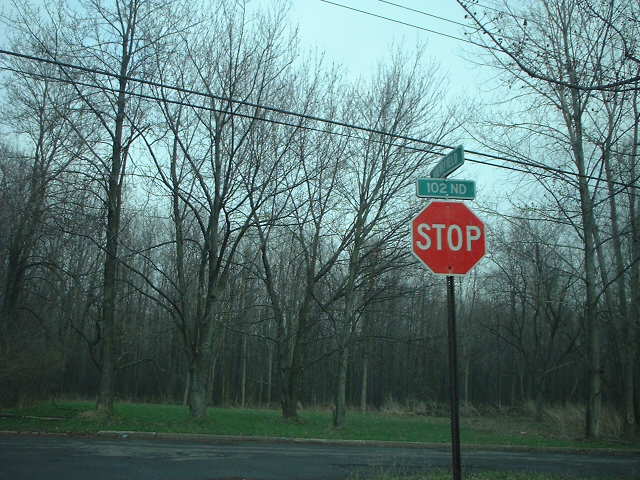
[0, 48, 495, 162]
[328, 0, 603, 66]
[0, 49, 586, 184]
[0, 48, 448, 151]
[0, 48, 638, 192]
[328, 0, 628, 79]
[373, 0, 541, 59]
[376, 1, 469, 29]
[3, 64, 530, 175]
[0, 48, 635, 192]
[374, 0, 538, 49]
[318, 0, 501, 52]
[9, 64, 591, 186]
[7, 66, 639, 204]
[315, 7, 638, 154]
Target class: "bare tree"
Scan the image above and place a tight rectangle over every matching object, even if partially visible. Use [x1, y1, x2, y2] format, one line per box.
[248, 58, 354, 419]
[6, 0, 189, 414]
[137, 0, 297, 417]
[460, 0, 636, 438]
[488, 214, 582, 420]
[588, 84, 639, 437]
[457, 0, 640, 92]
[0, 24, 91, 404]
[328, 47, 459, 428]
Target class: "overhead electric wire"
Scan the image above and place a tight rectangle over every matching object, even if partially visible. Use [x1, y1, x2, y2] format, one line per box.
[376, 0, 469, 29]
[0, 48, 638, 193]
[326, 0, 610, 68]
[318, 0, 501, 52]
[0, 48, 636, 193]
[0, 48, 526, 165]
[3, 64, 539, 178]
[7, 66, 639, 204]
[0, 48, 448, 152]
[374, 0, 531, 46]
[327, 0, 629, 80]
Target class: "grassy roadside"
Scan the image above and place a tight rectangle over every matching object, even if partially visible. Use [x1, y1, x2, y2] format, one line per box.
[0, 401, 638, 452]
[352, 473, 624, 480]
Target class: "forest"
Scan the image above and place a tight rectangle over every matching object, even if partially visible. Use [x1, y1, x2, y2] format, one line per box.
[0, 0, 638, 441]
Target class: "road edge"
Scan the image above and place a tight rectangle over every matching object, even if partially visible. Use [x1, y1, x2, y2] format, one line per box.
[1, 429, 638, 457]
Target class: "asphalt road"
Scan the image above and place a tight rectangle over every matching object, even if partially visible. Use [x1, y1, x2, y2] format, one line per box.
[1, 434, 638, 480]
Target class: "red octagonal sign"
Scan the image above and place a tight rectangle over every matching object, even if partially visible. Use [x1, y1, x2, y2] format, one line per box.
[412, 201, 486, 276]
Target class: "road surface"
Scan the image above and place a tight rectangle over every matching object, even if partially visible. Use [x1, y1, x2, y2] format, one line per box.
[1, 434, 637, 480]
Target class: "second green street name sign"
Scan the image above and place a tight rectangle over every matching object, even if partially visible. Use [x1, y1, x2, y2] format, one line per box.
[416, 178, 476, 200]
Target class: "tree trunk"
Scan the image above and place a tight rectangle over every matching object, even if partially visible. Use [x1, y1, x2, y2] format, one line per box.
[622, 350, 636, 438]
[96, 37, 130, 415]
[634, 328, 640, 435]
[96, 192, 120, 415]
[333, 343, 349, 428]
[496, 314, 502, 409]
[188, 305, 218, 417]
[535, 390, 545, 423]
[2, 241, 28, 336]
[280, 294, 311, 420]
[632, 211, 640, 436]
[360, 351, 368, 412]
[279, 325, 297, 419]
[563, 66, 600, 439]
[207, 354, 217, 405]
[281, 363, 300, 419]
[333, 239, 361, 427]
[463, 356, 471, 407]
[240, 334, 247, 408]
[280, 342, 303, 419]
[583, 212, 601, 440]
[188, 355, 209, 418]
[584, 279, 601, 434]
[219, 325, 227, 406]
[266, 342, 273, 407]
[600, 113, 636, 438]
[534, 376, 546, 422]
[182, 368, 191, 406]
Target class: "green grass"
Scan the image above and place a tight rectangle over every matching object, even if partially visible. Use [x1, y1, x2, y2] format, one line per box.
[353, 472, 624, 480]
[0, 401, 638, 452]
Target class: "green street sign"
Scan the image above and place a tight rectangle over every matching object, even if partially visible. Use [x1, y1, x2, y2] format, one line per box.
[416, 178, 476, 200]
[431, 145, 465, 178]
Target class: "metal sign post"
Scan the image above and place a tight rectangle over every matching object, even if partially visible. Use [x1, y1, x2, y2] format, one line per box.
[446, 275, 462, 480]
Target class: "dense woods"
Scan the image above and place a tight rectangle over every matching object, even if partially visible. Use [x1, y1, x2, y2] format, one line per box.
[0, 0, 638, 440]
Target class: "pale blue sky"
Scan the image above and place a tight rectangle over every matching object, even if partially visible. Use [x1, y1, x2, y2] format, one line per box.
[289, 0, 490, 95]
[281, 0, 515, 207]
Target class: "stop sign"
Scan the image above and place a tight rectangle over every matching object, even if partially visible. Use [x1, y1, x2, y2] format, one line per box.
[412, 201, 486, 275]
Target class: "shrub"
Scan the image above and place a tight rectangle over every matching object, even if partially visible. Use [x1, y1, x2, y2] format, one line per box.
[0, 344, 64, 407]
[540, 403, 623, 439]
